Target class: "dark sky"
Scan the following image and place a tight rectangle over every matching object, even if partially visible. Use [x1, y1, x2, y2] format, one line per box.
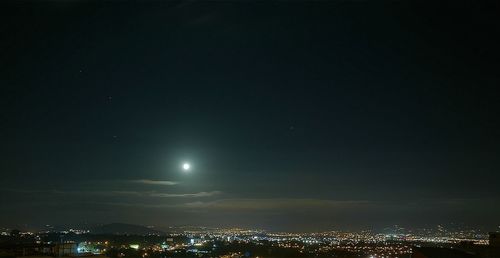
[1, 1, 500, 232]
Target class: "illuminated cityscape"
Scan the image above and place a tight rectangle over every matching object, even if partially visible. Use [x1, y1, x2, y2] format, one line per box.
[1, 224, 499, 258]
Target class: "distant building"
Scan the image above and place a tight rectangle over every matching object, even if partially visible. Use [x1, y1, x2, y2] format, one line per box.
[54, 243, 77, 257]
[189, 238, 202, 245]
[0, 242, 77, 257]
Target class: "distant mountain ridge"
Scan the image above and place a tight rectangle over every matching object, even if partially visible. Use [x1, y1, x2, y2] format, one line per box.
[90, 223, 165, 235]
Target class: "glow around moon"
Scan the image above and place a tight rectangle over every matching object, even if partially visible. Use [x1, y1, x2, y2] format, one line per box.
[182, 163, 191, 171]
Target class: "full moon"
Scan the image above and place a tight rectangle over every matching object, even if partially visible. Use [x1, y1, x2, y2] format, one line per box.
[182, 163, 191, 171]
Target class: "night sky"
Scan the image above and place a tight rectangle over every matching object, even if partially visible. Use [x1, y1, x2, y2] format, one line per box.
[1, 1, 500, 232]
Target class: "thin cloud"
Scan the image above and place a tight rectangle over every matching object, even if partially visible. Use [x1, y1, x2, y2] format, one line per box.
[150, 191, 221, 198]
[180, 198, 371, 210]
[68, 198, 363, 210]
[0, 188, 221, 199]
[131, 179, 179, 186]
